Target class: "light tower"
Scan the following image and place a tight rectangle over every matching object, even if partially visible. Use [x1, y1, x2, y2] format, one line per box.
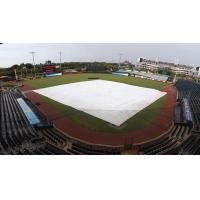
[58, 51, 62, 68]
[155, 57, 159, 74]
[118, 53, 123, 69]
[174, 58, 179, 65]
[30, 51, 36, 76]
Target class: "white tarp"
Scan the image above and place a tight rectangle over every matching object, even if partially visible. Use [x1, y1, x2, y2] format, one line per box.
[34, 80, 166, 126]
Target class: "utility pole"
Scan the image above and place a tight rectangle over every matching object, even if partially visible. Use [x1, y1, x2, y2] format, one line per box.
[30, 51, 36, 77]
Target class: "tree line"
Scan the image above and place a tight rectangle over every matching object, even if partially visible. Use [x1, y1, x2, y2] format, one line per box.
[0, 62, 127, 78]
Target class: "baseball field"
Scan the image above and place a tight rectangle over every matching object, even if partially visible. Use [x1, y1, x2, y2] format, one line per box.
[25, 73, 167, 133]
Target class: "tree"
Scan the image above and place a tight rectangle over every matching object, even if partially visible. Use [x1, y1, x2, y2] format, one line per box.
[10, 64, 19, 80]
[25, 63, 34, 70]
[10, 64, 20, 70]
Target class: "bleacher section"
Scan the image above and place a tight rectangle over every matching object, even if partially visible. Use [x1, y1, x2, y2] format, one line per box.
[140, 125, 191, 155]
[175, 80, 200, 129]
[174, 80, 200, 154]
[0, 89, 68, 155]
[67, 142, 121, 155]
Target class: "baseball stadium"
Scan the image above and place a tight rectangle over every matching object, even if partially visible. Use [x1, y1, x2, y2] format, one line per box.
[1, 65, 200, 155]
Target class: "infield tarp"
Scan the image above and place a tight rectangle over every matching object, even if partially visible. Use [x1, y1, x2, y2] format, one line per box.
[34, 80, 166, 126]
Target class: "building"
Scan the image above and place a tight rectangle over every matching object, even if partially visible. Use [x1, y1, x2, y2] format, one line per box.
[43, 60, 60, 74]
[137, 58, 193, 76]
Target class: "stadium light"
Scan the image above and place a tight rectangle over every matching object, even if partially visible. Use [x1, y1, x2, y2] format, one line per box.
[58, 51, 62, 67]
[30, 51, 36, 75]
[174, 58, 179, 65]
[118, 53, 123, 69]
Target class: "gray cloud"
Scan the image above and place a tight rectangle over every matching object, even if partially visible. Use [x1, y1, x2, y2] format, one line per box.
[0, 43, 199, 68]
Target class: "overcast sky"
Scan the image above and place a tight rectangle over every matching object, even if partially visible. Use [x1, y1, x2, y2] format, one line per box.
[0, 43, 200, 68]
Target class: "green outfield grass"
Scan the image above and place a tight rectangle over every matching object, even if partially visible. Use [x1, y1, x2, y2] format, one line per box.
[26, 73, 167, 90]
[25, 73, 167, 133]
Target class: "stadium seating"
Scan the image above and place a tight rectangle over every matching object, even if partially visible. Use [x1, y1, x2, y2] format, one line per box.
[140, 124, 191, 155]
[140, 80, 200, 154]
[0, 89, 69, 155]
[175, 80, 200, 128]
[67, 142, 121, 155]
[37, 128, 66, 146]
